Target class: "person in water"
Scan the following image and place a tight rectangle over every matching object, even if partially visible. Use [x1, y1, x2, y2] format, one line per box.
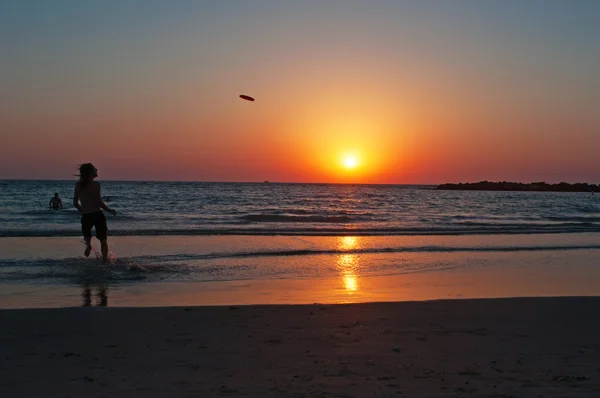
[73, 163, 117, 263]
[49, 192, 63, 210]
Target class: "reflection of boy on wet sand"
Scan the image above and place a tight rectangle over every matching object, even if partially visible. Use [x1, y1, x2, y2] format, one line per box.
[82, 284, 108, 307]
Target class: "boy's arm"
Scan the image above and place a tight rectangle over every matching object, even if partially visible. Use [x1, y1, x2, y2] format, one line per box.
[99, 186, 116, 215]
[59, 199, 63, 209]
[100, 201, 116, 215]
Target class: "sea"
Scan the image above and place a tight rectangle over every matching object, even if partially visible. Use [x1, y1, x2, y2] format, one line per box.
[1, 180, 600, 308]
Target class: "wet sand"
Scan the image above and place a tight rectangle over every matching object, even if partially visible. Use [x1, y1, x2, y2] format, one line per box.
[1, 297, 600, 397]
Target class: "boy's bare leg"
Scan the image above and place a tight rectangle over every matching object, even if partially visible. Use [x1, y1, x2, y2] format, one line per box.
[100, 239, 108, 263]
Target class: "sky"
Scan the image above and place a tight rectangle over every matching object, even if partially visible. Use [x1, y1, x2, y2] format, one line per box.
[1, 0, 599, 183]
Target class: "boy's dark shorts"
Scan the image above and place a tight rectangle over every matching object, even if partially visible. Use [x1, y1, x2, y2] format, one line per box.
[81, 211, 108, 241]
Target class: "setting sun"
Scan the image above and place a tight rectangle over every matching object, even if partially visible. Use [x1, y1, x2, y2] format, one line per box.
[343, 155, 358, 169]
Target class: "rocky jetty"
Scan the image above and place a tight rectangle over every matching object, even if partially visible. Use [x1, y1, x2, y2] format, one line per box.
[436, 181, 599, 192]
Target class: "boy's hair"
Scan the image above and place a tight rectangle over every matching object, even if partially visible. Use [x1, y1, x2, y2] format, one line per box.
[77, 163, 96, 188]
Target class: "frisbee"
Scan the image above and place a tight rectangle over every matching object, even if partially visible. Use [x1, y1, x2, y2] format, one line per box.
[239, 95, 255, 101]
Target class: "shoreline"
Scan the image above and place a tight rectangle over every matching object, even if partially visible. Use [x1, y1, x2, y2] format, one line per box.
[4, 252, 600, 309]
[2, 234, 600, 309]
[0, 294, 599, 311]
[2, 297, 599, 397]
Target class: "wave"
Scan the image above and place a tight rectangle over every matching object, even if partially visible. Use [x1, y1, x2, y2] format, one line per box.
[447, 221, 600, 230]
[124, 244, 600, 262]
[15, 210, 138, 221]
[2, 244, 600, 269]
[2, 223, 600, 237]
[2, 243, 599, 284]
[19, 209, 80, 216]
[0, 256, 188, 284]
[546, 216, 600, 222]
[239, 214, 365, 223]
[570, 204, 600, 213]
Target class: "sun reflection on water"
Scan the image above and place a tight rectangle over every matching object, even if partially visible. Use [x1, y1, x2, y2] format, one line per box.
[336, 237, 361, 295]
[339, 236, 359, 251]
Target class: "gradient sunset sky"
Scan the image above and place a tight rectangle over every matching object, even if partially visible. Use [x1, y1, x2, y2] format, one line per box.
[2, 1, 599, 183]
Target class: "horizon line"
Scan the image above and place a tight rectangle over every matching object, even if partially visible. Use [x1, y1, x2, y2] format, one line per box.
[0, 178, 438, 186]
[1, 178, 599, 185]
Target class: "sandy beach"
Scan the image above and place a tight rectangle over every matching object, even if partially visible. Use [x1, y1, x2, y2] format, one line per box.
[2, 297, 599, 397]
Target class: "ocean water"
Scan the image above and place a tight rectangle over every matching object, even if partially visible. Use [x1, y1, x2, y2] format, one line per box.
[2, 180, 600, 237]
[1, 180, 600, 307]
